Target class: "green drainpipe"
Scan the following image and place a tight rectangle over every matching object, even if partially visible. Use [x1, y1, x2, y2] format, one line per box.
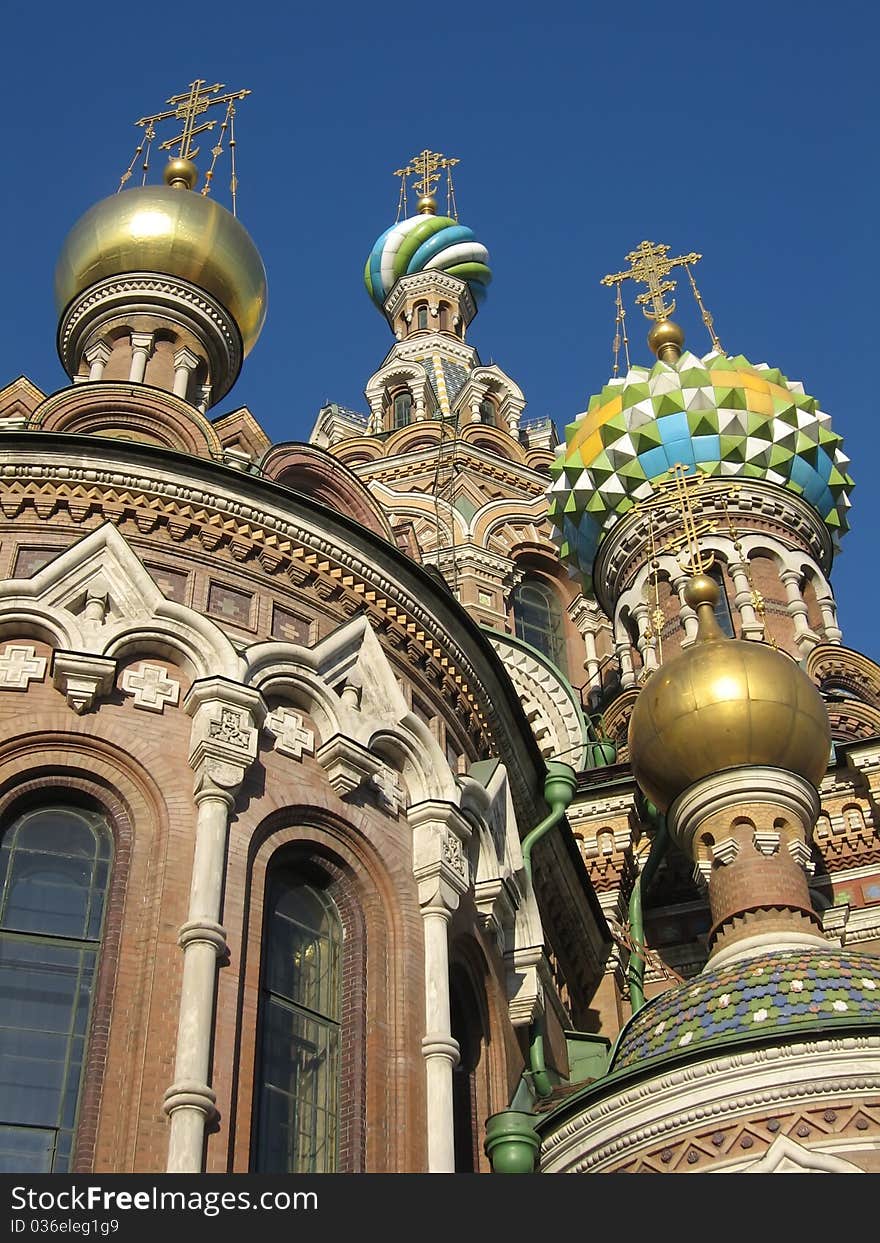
[484, 760, 578, 1175]
[626, 799, 668, 1015]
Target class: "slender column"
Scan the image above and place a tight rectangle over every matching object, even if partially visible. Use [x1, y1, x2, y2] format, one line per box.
[672, 573, 699, 644]
[614, 628, 637, 690]
[470, 398, 482, 423]
[173, 347, 201, 401]
[163, 678, 265, 1173]
[84, 340, 112, 381]
[632, 602, 658, 672]
[780, 567, 817, 652]
[410, 801, 470, 1173]
[128, 331, 155, 383]
[815, 592, 843, 644]
[729, 559, 764, 640]
[583, 626, 600, 691]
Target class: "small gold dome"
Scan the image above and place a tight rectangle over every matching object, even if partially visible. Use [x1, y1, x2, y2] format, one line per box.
[416, 194, 437, 215]
[647, 318, 685, 359]
[628, 577, 831, 810]
[54, 186, 267, 355]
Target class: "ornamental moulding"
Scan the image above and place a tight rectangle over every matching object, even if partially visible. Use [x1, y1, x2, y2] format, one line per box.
[539, 1035, 880, 1172]
[0, 459, 496, 726]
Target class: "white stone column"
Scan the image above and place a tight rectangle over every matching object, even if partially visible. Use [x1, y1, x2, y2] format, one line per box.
[729, 558, 764, 640]
[780, 567, 817, 653]
[173, 347, 201, 401]
[84, 340, 112, 381]
[409, 801, 471, 1173]
[163, 678, 265, 1174]
[672, 573, 699, 644]
[614, 629, 637, 690]
[815, 592, 843, 644]
[632, 602, 658, 672]
[128, 331, 155, 383]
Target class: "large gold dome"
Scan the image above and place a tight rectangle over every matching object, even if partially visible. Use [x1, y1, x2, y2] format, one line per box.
[628, 576, 831, 811]
[54, 185, 267, 355]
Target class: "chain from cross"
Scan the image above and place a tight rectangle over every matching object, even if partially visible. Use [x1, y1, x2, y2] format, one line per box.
[393, 149, 459, 199]
[134, 79, 251, 161]
[601, 240, 703, 322]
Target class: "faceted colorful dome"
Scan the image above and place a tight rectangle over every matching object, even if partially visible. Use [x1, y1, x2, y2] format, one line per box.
[611, 948, 880, 1075]
[547, 350, 853, 592]
[364, 213, 491, 309]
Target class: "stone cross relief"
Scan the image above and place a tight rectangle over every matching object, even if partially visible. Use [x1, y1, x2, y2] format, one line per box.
[264, 707, 315, 760]
[121, 662, 181, 713]
[371, 764, 406, 815]
[0, 645, 47, 690]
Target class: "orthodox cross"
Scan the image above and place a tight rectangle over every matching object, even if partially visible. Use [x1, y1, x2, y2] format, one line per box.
[635, 463, 718, 575]
[601, 240, 702, 321]
[135, 78, 251, 161]
[393, 149, 459, 199]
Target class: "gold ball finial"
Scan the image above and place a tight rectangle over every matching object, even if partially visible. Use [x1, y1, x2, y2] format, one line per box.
[684, 573, 720, 610]
[416, 194, 437, 215]
[163, 158, 199, 191]
[647, 318, 685, 361]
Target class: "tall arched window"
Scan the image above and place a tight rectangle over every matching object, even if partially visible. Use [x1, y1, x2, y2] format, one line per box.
[253, 868, 342, 1173]
[708, 565, 735, 637]
[416, 304, 428, 331]
[392, 391, 412, 429]
[0, 804, 112, 1173]
[438, 303, 450, 331]
[512, 579, 568, 675]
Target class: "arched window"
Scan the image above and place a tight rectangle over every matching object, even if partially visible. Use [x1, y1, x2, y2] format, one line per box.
[438, 303, 450, 331]
[708, 565, 735, 637]
[512, 579, 568, 675]
[479, 398, 497, 426]
[253, 868, 342, 1173]
[392, 391, 412, 429]
[0, 803, 112, 1173]
[416, 304, 428, 331]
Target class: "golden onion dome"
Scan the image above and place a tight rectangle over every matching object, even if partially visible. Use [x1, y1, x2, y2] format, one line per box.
[628, 574, 831, 811]
[54, 182, 267, 355]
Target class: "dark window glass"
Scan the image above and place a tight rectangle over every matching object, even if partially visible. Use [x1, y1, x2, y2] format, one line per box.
[479, 399, 497, 426]
[392, 392, 412, 429]
[709, 565, 736, 637]
[0, 805, 111, 1173]
[416, 305, 428, 331]
[512, 580, 568, 675]
[253, 872, 341, 1173]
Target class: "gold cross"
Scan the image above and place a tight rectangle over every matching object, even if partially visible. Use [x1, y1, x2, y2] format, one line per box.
[635, 463, 719, 574]
[601, 240, 702, 322]
[135, 78, 251, 161]
[394, 148, 459, 199]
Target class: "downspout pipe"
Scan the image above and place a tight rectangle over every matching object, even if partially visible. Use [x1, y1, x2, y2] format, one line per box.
[627, 799, 668, 1015]
[521, 761, 578, 1100]
[485, 760, 577, 1171]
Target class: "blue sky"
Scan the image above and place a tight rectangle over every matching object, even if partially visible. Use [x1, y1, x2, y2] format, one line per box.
[3, 1, 877, 654]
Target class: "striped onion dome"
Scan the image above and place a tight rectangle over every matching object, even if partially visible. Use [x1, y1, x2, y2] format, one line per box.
[364, 212, 492, 309]
[547, 350, 853, 594]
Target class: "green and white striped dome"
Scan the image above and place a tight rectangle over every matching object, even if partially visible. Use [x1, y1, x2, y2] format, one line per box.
[364, 212, 491, 308]
[548, 350, 853, 593]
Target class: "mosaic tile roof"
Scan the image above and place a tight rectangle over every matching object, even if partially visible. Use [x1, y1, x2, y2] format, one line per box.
[612, 948, 880, 1074]
[364, 213, 492, 308]
[547, 350, 853, 593]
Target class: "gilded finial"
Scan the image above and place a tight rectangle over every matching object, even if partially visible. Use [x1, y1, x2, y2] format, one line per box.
[602, 241, 722, 362]
[119, 78, 251, 214]
[393, 149, 460, 219]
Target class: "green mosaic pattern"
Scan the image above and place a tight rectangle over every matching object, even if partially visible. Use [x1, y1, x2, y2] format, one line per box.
[547, 350, 853, 592]
[612, 948, 880, 1074]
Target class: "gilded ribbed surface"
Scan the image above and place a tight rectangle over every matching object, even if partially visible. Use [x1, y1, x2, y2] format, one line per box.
[628, 635, 831, 810]
[54, 187, 267, 354]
